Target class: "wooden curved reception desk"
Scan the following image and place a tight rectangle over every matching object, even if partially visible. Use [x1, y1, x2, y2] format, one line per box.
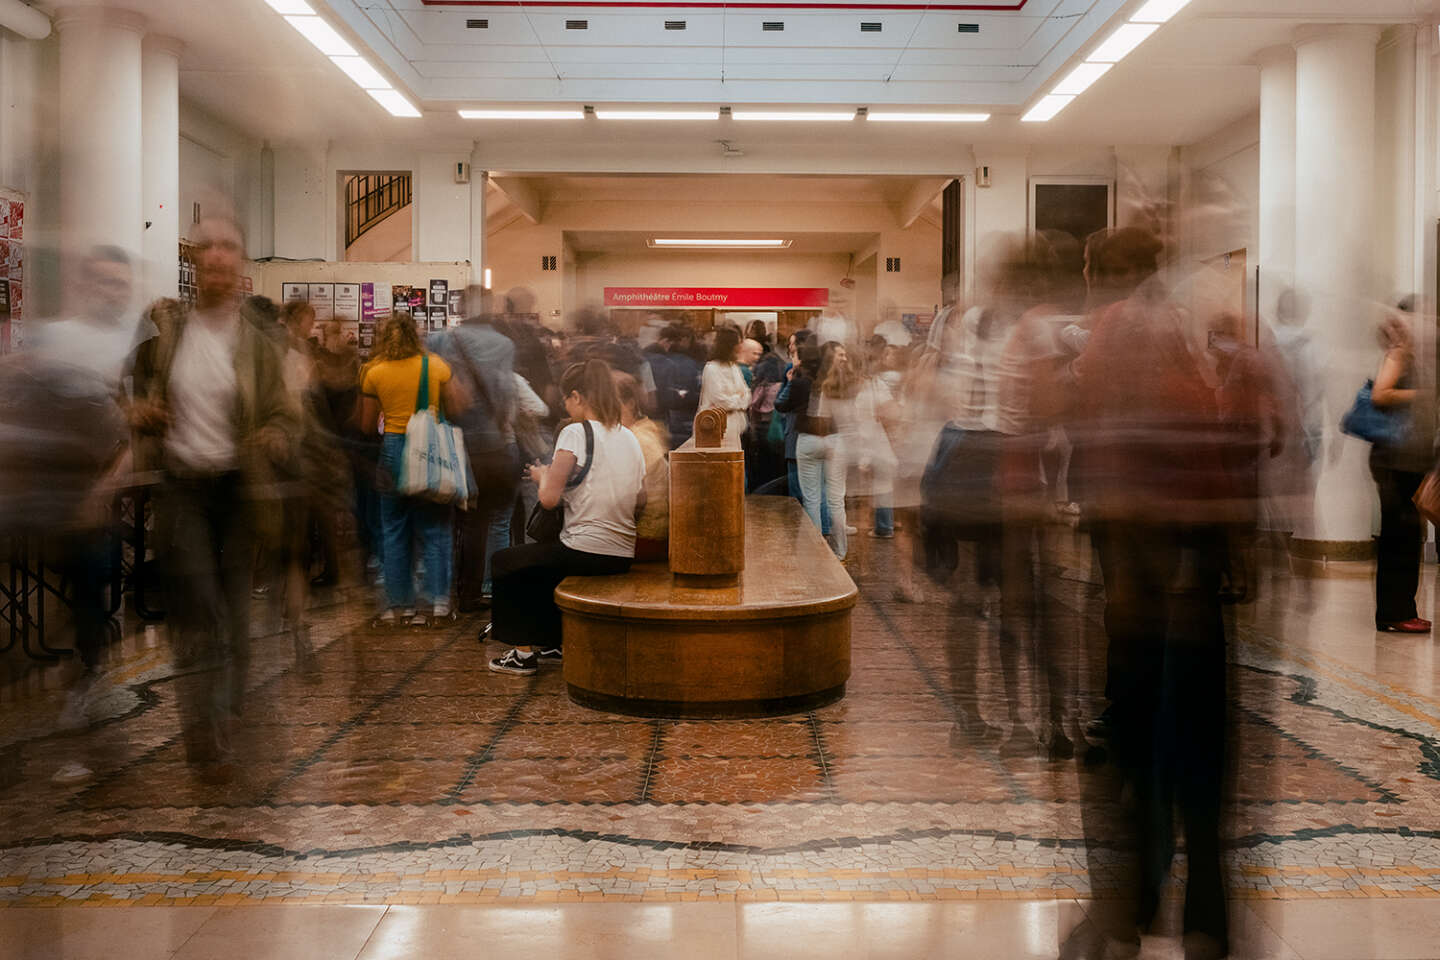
[558, 497, 856, 718]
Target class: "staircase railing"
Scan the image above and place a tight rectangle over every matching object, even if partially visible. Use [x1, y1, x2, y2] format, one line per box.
[345, 173, 412, 249]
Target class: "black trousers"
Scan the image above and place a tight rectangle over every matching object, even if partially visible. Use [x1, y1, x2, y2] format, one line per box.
[490, 541, 631, 648]
[1371, 462, 1424, 625]
[160, 472, 253, 764]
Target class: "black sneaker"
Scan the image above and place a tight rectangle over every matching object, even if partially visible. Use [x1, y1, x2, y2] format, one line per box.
[537, 647, 562, 663]
[489, 648, 537, 676]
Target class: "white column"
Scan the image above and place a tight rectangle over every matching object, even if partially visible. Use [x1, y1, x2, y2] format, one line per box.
[141, 35, 182, 304]
[1293, 24, 1382, 547]
[56, 6, 145, 283]
[469, 143, 486, 294]
[1257, 46, 1296, 320]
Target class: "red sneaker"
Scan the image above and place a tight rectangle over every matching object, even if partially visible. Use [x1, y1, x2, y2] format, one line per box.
[1378, 618, 1432, 633]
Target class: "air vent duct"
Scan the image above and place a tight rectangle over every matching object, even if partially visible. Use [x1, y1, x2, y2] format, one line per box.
[466, 18, 488, 28]
[860, 22, 882, 32]
[665, 20, 686, 30]
[762, 21, 784, 31]
[957, 23, 979, 33]
[566, 19, 588, 30]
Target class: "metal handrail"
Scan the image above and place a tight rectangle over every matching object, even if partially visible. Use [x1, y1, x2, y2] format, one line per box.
[345, 173, 412, 249]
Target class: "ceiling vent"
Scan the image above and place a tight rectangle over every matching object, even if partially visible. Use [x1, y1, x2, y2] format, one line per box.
[762, 21, 784, 31]
[466, 18, 488, 29]
[860, 22, 882, 32]
[566, 19, 588, 30]
[665, 20, 686, 30]
[957, 23, 979, 33]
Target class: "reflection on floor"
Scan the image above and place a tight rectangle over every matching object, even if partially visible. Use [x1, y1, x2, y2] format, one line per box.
[2, 530, 1440, 955]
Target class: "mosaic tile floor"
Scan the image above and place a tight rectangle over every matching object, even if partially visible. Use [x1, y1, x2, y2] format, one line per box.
[5, 532, 1440, 911]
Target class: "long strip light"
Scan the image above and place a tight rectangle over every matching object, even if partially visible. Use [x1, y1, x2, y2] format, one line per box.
[459, 109, 585, 119]
[732, 110, 857, 122]
[283, 15, 357, 56]
[594, 109, 719, 120]
[1022, 0, 1182, 123]
[266, 3, 420, 118]
[1130, 0, 1192, 22]
[867, 112, 990, 123]
[650, 238, 790, 248]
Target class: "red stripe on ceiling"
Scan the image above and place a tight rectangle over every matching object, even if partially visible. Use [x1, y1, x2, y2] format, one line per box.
[421, 1, 1025, 8]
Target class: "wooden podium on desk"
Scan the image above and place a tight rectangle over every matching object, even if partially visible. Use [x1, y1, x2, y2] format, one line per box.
[558, 409, 855, 718]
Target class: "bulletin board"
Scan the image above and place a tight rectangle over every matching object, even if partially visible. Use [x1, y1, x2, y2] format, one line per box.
[0, 188, 24, 353]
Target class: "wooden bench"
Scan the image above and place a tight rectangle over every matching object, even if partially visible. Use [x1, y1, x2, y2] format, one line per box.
[558, 496, 856, 718]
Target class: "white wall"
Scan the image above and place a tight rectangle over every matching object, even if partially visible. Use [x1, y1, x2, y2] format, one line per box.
[178, 101, 264, 257]
[486, 217, 565, 325]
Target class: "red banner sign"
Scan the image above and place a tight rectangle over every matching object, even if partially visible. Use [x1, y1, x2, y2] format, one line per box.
[604, 287, 829, 309]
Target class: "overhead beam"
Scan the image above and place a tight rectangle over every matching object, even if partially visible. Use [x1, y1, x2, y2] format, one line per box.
[895, 177, 953, 230]
[490, 176, 543, 224]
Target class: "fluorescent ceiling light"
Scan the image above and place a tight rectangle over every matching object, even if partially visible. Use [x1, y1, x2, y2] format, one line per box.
[1050, 62, 1113, 97]
[264, 0, 314, 14]
[650, 238, 791, 248]
[732, 111, 856, 122]
[1130, 0, 1191, 23]
[459, 109, 585, 119]
[330, 56, 390, 90]
[867, 112, 990, 123]
[1086, 22, 1158, 62]
[284, 15, 358, 57]
[368, 88, 421, 117]
[594, 110, 719, 120]
[1021, 94, 1075, 123]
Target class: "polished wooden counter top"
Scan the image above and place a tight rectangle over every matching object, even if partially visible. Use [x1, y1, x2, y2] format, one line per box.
[556, 496, 856, 622]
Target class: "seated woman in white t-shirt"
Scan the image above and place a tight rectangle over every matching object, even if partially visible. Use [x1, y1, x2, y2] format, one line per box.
[488, 359, 647, 676]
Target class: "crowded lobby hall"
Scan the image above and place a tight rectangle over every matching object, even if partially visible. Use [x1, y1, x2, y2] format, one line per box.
[6, 0, 1440, 956]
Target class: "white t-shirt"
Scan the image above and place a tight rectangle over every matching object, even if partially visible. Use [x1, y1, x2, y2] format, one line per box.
[556, 420, 647, 558]
[166, 310, 241, 472]
[34, 314, 141, 394]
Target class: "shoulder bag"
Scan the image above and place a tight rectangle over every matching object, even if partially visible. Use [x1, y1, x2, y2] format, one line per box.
[1340, 379, 1410, 448]
[525, 420, 594, 542]
[397, 354, 472, 507]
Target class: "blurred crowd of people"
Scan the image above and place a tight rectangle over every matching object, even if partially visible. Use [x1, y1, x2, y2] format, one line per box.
[7, 202, 1439, 958]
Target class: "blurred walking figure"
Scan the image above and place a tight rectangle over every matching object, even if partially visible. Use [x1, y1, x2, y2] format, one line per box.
[699, 326, 751, 440]
[797, 341, 856, 560]
[1368, 301, 1432, 633]
[131, 217, 299, 779]
[431, 302, 519, 612]
[359, 314, 466, 627]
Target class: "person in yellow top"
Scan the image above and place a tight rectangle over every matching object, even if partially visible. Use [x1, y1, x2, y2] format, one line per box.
[360, 315, 466, 626]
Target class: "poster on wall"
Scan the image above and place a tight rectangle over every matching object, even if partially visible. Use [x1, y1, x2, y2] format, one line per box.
[307, 283, 334, 323]
[281, 282, 307, 303]
[0, 188, 24, 354]
[428, 305, 446, 333]
[360, 282, 392, 359]
[391, 285, 413, 318]
[448, 289, 464, 324]
[429, 279, 448, 307]
[0, 279, 9, 353]
[333, 282, 360, 346]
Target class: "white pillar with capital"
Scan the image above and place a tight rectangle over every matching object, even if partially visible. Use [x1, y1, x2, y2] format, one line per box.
[1292, 24, 1382, 548]
[56, 6, 145, 295]
[141, 35, 182, 305]
[1257, 45, 1296, 321]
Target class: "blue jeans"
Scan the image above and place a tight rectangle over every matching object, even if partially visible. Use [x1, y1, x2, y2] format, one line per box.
[378, 433, 453, 610]
[796, 433, 847, 559]
[787, 459, 830, 534]
[873, 506, 894, 536]
[482, 503, 511, 594]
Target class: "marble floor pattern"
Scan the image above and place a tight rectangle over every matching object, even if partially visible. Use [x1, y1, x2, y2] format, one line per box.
[4, 530, 1440, 933]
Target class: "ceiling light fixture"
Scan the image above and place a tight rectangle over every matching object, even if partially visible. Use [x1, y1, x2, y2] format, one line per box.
[1129, 0, 1192, 23]
[330, 56, 391, 90]
[593, 110, 719, 120]
[866, 112, 990, 122]
[1050, 62, 1113, 96]
[283, 15, 358, 57]
[731, 111, 856, 122]
[650, 238, 791, 248]
[1021, 94, 1075, 123]
[368, 89, 421, 117]
[1086, 22, 1158, 63]
[458, 109, 586, 120]
[263, 0, 315, 14]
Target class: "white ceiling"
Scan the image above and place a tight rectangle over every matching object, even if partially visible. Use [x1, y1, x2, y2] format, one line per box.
[30, 0, 1440, 157]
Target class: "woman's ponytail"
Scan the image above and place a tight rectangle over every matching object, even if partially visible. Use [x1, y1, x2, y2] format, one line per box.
[561, 357, 623, 427]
